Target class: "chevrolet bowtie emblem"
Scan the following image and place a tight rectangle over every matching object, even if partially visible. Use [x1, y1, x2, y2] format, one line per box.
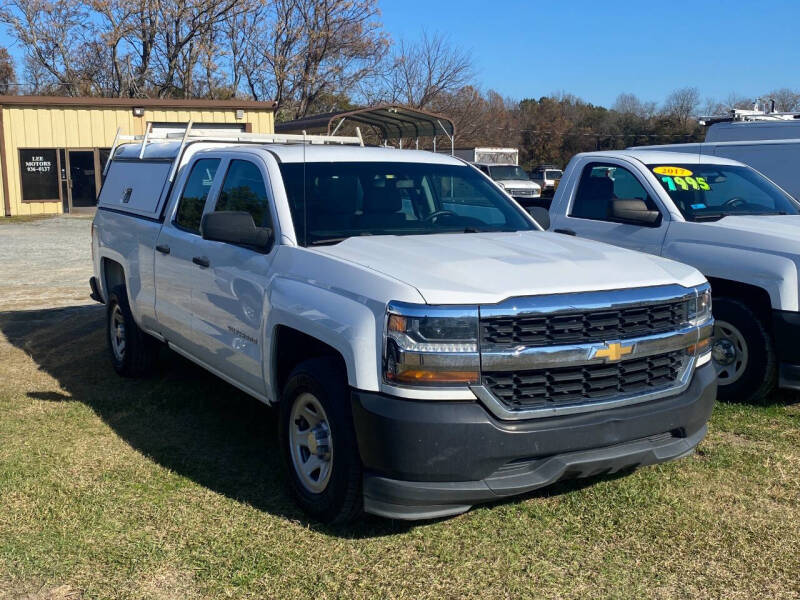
[591, 341, 635, 362]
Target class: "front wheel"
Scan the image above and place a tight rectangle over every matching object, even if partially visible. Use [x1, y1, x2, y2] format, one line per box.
[279, 358, 362, 524]
[711, 297, 776, 403]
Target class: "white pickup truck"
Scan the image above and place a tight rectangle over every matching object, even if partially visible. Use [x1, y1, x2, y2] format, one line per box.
[548, 149, 800, 403]
[90, 131, 715, 523]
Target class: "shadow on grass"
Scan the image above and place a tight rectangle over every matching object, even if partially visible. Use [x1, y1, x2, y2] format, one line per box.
[0, 305, 417, 538]
[4, 305, 797, 539]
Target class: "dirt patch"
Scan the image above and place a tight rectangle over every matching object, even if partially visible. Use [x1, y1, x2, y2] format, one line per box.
[1, 583, 82, 600]
[0, 216, 94, 311]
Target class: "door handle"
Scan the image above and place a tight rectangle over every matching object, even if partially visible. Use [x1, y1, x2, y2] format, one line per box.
[156, 244, 170, 254]
[554, 228, 577, 236]
[192, 256, 210, 268]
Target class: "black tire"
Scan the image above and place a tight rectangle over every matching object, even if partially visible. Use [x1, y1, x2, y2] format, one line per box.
[712, 296, 776, 403]
[106, 284, 158, 377]
[279, 357, 362, 524]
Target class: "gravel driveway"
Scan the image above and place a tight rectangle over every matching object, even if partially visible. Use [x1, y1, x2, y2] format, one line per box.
[0, 216, 95, 311]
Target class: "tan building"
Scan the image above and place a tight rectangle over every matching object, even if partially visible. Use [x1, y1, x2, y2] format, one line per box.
[0, 96, 277, 217]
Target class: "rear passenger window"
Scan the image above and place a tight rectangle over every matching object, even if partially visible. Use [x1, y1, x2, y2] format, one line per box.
[214, 160, 272, 228]
[571, 163, 658, 222]
[175, 158, 220, 233]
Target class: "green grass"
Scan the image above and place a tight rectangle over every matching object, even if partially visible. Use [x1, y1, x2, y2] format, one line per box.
[1, 305, 798, 599]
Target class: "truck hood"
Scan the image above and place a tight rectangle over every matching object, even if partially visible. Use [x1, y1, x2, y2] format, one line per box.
[314, 231, 705, 304]
[675, 215, 800, 254]
[495, 179, 540, 190]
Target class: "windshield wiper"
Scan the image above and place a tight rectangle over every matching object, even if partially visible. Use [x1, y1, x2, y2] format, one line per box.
[690, 213, 726, 222]
[309, 237, 350, 246]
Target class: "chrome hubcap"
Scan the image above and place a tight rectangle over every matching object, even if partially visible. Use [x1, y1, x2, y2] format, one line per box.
[289, 393, 333, 493]
[712, 320, 748, 385]
[110, 304, 126, 361]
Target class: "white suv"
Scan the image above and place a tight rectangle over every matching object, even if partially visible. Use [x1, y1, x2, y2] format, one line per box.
[90, 133, 715, 523]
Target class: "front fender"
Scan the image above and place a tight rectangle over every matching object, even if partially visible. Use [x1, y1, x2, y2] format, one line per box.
[663, 240, 798, 311]
[264, 277, 387, 399]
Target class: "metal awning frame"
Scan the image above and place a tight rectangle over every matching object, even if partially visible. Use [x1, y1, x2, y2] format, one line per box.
[275, 104, 456, 154]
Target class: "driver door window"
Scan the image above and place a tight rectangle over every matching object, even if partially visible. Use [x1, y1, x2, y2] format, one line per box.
[571, 163, 659, 223]
[565, 162, 667, 255]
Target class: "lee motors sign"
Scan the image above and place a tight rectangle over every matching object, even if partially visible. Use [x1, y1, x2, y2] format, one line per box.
[19, 149, 59, 201]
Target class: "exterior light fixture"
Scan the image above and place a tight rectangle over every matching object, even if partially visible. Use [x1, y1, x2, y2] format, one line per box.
[132, 107, 145, 117]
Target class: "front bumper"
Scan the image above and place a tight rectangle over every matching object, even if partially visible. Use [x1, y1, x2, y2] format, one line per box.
[351, 363, 716, 520]
[772, 310, 800, 390]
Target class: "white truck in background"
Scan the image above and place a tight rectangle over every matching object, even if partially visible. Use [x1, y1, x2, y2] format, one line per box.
[454, 147, 542, 206]
[454, 147, 520, 165]
[90, 131, 715, 523]
[547, 148, 800, 403]
[529, 165, 564, 198]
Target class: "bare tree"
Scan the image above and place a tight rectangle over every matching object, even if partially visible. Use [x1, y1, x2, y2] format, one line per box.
[147, 0, 242, 98]
[766, 88, 800, 112]
[662, 86, 700, 130]
[0, 47, 16, 94]
[378, 30, 473, 109]
[612, 93, 656, 118]
[0, 0, 97, 95]
[221, 0, 264, 97]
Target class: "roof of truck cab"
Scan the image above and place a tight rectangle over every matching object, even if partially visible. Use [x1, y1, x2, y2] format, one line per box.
[113, 140, 465, 165]
[581, 149, 745, 166]
[261, 144, 463, 164]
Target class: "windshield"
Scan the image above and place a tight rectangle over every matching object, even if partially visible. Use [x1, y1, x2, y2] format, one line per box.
[278, 161, 535, 246]
[545, 170, 563, 180]
[648, 163, 800, 221]
[488, 165, 530, 181]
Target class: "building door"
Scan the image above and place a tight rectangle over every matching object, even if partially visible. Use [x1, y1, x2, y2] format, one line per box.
[67, 150, 98, 208]
[59, 149, 69, 213]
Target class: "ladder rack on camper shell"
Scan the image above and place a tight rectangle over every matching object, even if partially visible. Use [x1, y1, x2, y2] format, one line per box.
[103, 120, 364, 180]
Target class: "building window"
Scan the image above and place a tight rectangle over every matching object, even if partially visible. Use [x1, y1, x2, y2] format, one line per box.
[19, 149, 59, 201]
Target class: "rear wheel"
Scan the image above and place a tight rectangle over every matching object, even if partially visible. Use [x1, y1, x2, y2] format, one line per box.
[106, 285, 158, 377]
[711, 297, 776, 403]
[280, 357, 362, 524]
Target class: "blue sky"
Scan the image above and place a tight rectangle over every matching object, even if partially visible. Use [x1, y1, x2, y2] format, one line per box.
[379, 0, 800, 108]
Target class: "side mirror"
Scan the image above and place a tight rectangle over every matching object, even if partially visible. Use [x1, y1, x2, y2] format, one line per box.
[611, 199, 661, 226]
[201, 211, 273, 250]
[526, 206, 550, 230]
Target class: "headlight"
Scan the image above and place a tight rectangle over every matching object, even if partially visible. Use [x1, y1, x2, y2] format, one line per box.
[689, 288, 712, 326]
[384, 302, 479, 387]
[687, 286, 713, 365]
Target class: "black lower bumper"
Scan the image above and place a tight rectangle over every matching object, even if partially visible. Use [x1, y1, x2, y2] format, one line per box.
[772, 310, 800, 390]
[351, 363, 716, 520]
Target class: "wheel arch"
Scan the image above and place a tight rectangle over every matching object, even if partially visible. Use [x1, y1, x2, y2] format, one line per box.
[271, 325, 349, 403]
[706, 276, 773, 326]
[101, 257, 127, 300]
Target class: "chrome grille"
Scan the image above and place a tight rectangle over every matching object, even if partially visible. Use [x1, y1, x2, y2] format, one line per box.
[481, 299, 688, 349]
[508, 188, 538, 197]
[483, 350, 686, 409]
